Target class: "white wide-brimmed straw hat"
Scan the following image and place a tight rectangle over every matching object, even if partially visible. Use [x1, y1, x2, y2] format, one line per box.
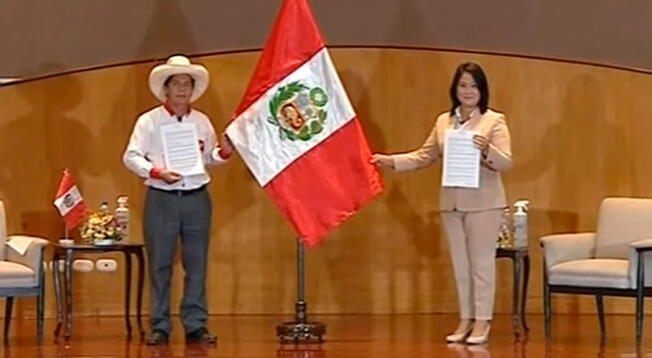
[148, 55, 209, 103]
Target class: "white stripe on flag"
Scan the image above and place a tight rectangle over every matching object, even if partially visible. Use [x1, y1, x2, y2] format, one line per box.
[53, 186, 83, 216]
[227, 48, 356, 186]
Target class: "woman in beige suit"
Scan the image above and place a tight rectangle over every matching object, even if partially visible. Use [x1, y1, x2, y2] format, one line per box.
[372, 62, 512, 344]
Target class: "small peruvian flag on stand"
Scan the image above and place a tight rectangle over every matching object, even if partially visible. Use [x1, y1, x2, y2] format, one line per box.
[53, 168, 88, 230]
[226, 0, 383, 246]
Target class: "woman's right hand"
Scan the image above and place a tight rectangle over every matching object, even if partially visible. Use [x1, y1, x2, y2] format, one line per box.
[371, 153, 394, 169]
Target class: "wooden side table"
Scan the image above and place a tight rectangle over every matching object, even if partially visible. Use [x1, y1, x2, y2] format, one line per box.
[51, 241, 145, 340]
[496, 246, 530, 336]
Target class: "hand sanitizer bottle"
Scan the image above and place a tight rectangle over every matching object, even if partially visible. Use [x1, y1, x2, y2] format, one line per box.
[513, 200, 529, 248]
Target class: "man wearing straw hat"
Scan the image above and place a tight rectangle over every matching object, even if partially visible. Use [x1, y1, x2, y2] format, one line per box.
[123, 54, 232, 345]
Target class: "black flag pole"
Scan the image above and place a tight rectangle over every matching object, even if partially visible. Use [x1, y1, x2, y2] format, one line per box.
[276, 238, 326, 343]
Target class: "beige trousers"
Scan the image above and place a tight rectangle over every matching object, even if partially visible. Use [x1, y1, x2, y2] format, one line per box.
[441, 209, 502, 320]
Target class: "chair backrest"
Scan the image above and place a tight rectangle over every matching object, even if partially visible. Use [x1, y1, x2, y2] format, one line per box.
[0, 201, 6, 259]
[595, 197, 652, 259]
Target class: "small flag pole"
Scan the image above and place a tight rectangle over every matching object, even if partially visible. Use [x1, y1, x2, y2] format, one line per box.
[276, 238, 326, 343]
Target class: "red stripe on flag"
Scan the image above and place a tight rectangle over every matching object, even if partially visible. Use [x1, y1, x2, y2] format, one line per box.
[264, 118, 383, 246]
[55, 168, 74, 198]
[232, 0, 325, 118]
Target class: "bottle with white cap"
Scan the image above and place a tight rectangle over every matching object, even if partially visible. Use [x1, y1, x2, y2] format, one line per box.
[513, 200, 529, 248]
[115, 195, 130, 241]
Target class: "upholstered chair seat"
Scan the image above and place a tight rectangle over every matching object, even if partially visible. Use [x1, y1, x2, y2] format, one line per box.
[0, 201, 48, 341]
[541, 197, 652, 343]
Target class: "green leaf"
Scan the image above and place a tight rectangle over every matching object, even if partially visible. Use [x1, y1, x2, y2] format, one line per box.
[318, 110, 327, 123]
[298, 126, 311, 140]
[285, 129, 297, 141]
[269, 101, 277, 120]
[310, 120, 323, 134]
[287, 81, 308, 93]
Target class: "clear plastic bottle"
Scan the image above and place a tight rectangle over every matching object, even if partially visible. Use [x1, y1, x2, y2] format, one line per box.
[498, 207, 512, 248]
[513, 200, 529, 248]
[115, 196, 130, 241]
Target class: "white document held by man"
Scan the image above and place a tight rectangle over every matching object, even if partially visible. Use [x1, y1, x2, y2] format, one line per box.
[160, 123, 205, 176]
[442, 129, 480, 188]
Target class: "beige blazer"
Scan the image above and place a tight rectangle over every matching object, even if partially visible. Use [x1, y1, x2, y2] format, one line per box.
[391, 109, 512, 212]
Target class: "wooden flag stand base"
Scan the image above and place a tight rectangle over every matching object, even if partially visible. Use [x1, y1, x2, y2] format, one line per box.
[276, 239, 326, 343]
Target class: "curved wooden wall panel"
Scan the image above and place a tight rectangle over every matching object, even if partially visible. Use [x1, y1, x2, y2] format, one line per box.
[3, 0, 652, 77]
[0, 48, 650, 317]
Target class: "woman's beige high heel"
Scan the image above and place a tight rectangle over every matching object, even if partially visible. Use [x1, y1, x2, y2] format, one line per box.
[466, 323, 491, 345]
[445, 322, 473, 343]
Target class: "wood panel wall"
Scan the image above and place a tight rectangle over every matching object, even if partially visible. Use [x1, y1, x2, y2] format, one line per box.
[1, 48, 650, 318]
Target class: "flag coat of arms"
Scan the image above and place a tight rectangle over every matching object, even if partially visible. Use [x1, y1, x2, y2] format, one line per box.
[226, 0, 383, 246]
[53, 168, 88, 229]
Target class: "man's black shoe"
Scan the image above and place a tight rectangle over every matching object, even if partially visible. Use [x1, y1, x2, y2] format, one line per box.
[186, 327, 217, 344]
[146, 329, 169, 345]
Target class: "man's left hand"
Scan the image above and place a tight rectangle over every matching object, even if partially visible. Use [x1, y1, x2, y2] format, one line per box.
[218, 133, 235, 158]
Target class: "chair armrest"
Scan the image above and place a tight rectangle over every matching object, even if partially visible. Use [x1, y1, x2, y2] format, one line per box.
[628, 239, 652, 288]
[631, 238, 652, 252]
[540, 232, 596, 270]
[5, 235, 49, 273]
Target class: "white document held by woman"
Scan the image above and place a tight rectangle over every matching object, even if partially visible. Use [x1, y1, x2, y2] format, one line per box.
[160, 123, 205, 176]
[442, 129, 480, 188]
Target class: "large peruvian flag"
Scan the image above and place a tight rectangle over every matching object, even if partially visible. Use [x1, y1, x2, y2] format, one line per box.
[53, 168, 88, 229]
[226, 0, 383, 246]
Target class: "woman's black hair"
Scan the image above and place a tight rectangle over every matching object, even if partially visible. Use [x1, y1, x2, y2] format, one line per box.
[449, 62, 489, 115]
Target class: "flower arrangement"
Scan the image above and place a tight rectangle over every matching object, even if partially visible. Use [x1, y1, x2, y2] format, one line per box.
[80, 205, 121, 244]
